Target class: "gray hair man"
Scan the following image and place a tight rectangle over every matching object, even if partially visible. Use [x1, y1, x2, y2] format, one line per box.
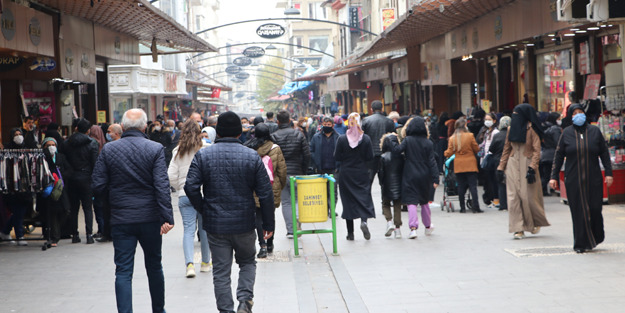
[107, 123, 123, 141]
[92, 108, 174, 313]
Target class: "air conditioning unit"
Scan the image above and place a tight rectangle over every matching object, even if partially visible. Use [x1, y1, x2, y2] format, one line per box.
[557, 0, 591, 22]
[587, 0, 625, 22]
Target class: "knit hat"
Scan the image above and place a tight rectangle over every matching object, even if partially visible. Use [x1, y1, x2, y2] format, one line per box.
[216, 111, 242, 138]
[42, 137, 57, 147]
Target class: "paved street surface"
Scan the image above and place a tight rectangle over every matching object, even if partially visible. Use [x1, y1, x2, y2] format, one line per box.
[1, 178, 624, 313]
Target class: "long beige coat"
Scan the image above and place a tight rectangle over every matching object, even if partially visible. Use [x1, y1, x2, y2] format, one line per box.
[498, 124, 550, 233]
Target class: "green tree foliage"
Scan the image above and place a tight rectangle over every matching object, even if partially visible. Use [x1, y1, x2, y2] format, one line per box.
[257, 56, 286, 112]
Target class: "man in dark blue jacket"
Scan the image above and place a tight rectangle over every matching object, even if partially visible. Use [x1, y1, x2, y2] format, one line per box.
[184, 111, 275, 313]
[92, 109, 174, 313]
[310, 117, 340, 216]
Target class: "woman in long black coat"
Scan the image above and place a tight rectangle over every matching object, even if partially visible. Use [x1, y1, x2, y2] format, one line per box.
[41, 137, 73, 246]
[391, 117, 439, 239]
[334, 113, 375, 241]
[550, 104, 613, 253]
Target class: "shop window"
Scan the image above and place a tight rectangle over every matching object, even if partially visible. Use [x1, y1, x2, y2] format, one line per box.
[292, 36, 304, 56]
[536, 49, 575, 113]
[309, 36, 329, 55]
[308, 2, 327, 20]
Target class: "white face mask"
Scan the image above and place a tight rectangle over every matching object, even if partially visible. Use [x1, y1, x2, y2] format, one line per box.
[13, 135, 24, 145]
[484, 120, 494, 128]
[154, 126, 162, 132]
[48, 146, 57, 155]
[302, 123, 307, 127]
[556, 120, 562, 126]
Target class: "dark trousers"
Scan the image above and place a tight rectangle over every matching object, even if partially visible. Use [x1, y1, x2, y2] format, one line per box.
[456, 172, 480, 211]
[255, 207, 273, 248]
[112, 222, 165, 313]
[539, 161, 552, 195]
[68, 178, 93, 236]
[368, 156, 382, 184]
[498, 182, 508, 210]
[208, 231, 257, 313]
[2, 198, 27, 238]
[483, 169, 498, 203]
[437, 139, 448, 173]
[93, 195, 105, 235]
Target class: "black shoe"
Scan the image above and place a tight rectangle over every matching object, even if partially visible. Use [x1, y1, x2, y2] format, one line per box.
[575, 248, 587, 254]
[96, 236, 111, 243]
[72, 235, 81, 243]
[257, 247, 268, 258]
[86, 235, 94, 244]
[459, 209, 466, 213]
[266, 244, 274, 253]
[237, 300, 253, 313]
[472, 209, 484, 213]
[360, 222, 371, 240]
[346, 233, 354, 241]
[93, 233, 102, 239]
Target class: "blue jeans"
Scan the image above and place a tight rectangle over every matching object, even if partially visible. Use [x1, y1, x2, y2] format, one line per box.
[2, 198, 27, 238]
[111, 222, 165, 313]
[208, 231, 256, 313]
[178, 196, 210, 265]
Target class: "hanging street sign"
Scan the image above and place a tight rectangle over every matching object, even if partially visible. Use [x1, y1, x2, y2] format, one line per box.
[235, 72, 250, 80]
[235, 92, 245, 98]
[233, 57, 252, 67]
[225, 65, 241, 74]
[243, 46, 265, 58]
[256, 23, 286, 39]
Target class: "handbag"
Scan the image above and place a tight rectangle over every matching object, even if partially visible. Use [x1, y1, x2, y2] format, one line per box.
[50, 169, 64, 201]
[480, 153, 494, 170]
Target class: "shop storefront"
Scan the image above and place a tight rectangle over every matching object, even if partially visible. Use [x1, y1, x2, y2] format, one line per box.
[536, 46, 576, 113]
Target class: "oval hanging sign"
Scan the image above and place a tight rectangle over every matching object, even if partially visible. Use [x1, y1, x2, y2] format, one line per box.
[225, 65, 241, 74]
[243, 46, 265, 58]
[235, 72, 250, 80]
[31, 57, 56, 72]
[256, 23, 286, 39]
[235, 92, 245, 98]
[233, 57, 252, 67]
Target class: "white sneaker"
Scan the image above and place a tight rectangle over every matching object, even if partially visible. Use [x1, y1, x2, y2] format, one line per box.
[425, 224, 435, 236]
[429, 202, 441, 209]
[409, 229, 418, 239]
[384, 221, 394, 237]
[200, 262, 212, 272]
[0, 232, 12, 241]
[394, 228, 402, 239]
[17, 237, 28, 246]
[186, 263, 196, 278]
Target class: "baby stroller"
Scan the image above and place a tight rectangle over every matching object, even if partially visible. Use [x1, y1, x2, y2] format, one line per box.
[440, 155, 473, 213]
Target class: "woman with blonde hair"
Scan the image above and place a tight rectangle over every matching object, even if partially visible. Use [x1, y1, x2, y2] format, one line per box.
[168, 119, 211, 277]
[334, 113, 375, 240]
[444, 117, 482, 213]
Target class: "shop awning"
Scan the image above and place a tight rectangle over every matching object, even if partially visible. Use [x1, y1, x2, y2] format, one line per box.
[34, 0, 216, 54]
[186, 80, 232, 92]
[268, 95, 291, 102]
[292, 55, 404, 81]
[359, 0, 512, 57]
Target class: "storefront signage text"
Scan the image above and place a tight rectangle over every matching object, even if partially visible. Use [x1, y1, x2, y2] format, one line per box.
[583, 74, 601, 100]
[1, 8, 16, 41]
[165, 73, 178, 92]
[233, 57, 252, 67]
[0, 55, 24, 72]
[579, 42, 590, 75]
[29, 17, 41, 46]
[256, 24, 285, 39]
[349, 7, 362, 33]
[243, 46, 265, 58]
[235, 72, 250, 80]
[31, 57, 56, 72]
[225, 65, 241, 74]
[494, 16, 502, 41]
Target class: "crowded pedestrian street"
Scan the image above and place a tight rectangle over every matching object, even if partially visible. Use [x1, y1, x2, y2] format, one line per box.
[2, 180, 624, 313]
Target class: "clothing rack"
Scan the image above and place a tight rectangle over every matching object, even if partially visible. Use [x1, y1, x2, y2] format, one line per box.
[0, 149, 54, 194]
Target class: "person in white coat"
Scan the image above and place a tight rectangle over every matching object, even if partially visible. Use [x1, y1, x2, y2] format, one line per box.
[168, 119, 211, 278]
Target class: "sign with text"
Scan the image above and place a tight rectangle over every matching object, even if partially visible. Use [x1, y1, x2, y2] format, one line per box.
[30, 57, 56, 72]
[225, 65, 241, 74]
[97, 110, 107, 124]
[583, 74, 601, 100]
[0, 55, 24, 72]
[243, 46, 265, 58]
[235, 72, 250, 80]
[233, 57, 252, 67]
[349, 7, 362, 33]
[578, 41, 590, 75]
[381, 8, 396, 31]
[256, 23, 285, 39]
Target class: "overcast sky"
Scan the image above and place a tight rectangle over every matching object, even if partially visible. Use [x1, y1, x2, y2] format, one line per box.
[217, 0, 285, 44]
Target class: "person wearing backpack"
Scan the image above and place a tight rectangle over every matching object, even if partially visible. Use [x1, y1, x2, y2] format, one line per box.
[244, 123, 287, 258]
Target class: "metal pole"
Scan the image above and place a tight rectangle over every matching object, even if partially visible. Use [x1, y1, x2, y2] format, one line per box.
[330, 174, 337, 255]
[291, 177, 300, 257]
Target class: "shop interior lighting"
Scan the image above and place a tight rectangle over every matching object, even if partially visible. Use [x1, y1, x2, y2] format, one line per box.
[587, 27, 600, 31]
[497, 47, 504, 50]
[600, 24, 607, 28]
[527, 43, 535, 46]
[608, 24, 613, 27]
[570, 28, 580, 31]
[564, 33, 575, 37]
[510, 44, 517, 47]
[548, 33, 556, 37]
[575, 30, 587, 33]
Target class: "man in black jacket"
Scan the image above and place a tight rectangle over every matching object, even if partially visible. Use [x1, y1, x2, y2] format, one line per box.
[362, 100, 395, 184]
[185, 111, 274, 313]
[271, 110, 311, 238]
[92, 109, 174, 313]
[63, 118, 99, 244]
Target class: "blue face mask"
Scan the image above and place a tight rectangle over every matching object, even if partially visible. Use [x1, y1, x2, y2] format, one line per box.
[202, 138, 211, 144]
[395, 122, 399, 128]
[572, 113, 586, 126]
[106, 133, 112, 141]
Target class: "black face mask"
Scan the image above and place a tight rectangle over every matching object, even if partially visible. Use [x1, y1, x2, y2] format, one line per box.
[322, 126, 334, 134]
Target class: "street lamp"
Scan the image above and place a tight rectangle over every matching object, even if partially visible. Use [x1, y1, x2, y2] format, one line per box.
[283, 7, 301, 15]
[265, 44, 277, 50]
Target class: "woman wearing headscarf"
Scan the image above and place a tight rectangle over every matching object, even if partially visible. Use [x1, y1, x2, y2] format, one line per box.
[89, 125, 106, 152]
[497, 103, 550, 239]
[391, 117, 439, 239]
[168, 119, 211, 277]
[201, 127, 216, 144]
[244, 123, 287, 258]
[41, 137, 72, 247]
[444, 118, 482, 213]
[334, 113, 375, 240]
[489, 116, 511, 211]
[549, 104, 613, 253]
